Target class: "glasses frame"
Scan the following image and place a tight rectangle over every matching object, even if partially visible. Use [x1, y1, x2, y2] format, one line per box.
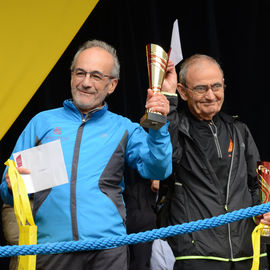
[72, 68, 115, 82]
[183, 82, 226, 94]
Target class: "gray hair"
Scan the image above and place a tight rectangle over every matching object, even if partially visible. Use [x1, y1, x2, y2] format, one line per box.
[179, 54, 223, 85]
[70, 39, 120, 79]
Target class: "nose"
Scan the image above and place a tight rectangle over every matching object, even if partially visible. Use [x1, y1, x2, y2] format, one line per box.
[81, 74, 94, 87]
[204, 88, 216, 99]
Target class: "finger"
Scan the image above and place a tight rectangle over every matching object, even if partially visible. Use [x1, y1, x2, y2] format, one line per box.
[5, 171, 12, 190]
[146, 89, 154, 101]
[146, 105, 169, 116]
[6, 180, 11, 190]
[260, 219, 270, 226]
[258, 213, 270, 225]
[151, 181, 159, 193]
[152, 180, 160, 190]
[146, 94, 169, 109]
[263, 213, 270, 222]
[147, 103, 169, 116]
[17, 167, 31, 174]
[167, 60, 175, 69]
[147, 91, 167, 102]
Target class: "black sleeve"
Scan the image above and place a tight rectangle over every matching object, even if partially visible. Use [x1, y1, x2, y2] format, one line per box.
[123, 170, 157, 233]
[236, 121, 261, 206]
[244, 124, 261, 205]
[165, 94, 183, 164]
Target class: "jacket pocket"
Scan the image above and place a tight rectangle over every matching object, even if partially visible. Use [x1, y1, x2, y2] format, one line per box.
[168, 181, 199, 255]
[170, 181, 190, 224]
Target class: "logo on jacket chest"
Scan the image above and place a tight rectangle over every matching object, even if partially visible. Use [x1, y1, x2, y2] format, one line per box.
[44, 127, 69, 141]
[53, 127, 62, 135]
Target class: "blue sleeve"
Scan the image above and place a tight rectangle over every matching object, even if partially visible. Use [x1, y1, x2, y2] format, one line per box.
[0, 167, 13, 205]
[0, 118, 38, 205]
[125, 121, 172, 180]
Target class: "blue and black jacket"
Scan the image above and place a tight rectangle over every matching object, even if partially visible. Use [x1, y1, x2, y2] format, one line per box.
[0, 99, 172, 244]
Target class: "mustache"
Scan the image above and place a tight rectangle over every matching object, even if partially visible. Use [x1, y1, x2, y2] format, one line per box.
[77, 87, 97, 94]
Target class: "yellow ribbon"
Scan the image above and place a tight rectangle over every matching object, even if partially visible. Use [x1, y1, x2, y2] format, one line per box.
[5, 159, 37, 270]
[251, 222, 266, 270]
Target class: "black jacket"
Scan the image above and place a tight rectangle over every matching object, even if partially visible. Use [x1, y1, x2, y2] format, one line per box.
[161, 95, 263, 261]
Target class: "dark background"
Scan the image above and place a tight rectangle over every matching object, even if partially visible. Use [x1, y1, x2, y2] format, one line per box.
[1, 0, 270, 267]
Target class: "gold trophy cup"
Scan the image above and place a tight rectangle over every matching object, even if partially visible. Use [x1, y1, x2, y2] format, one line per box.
[257, 161, 270, 243]
[140, 44, 169, 129]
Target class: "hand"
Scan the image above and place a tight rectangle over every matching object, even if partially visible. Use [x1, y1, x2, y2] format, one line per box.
[161, 60, 178, 94]
[145, 89, 170, 116]
[255, 212, 270, 226]
[5, 167, 31, 190]
[151, 180, 160, 193]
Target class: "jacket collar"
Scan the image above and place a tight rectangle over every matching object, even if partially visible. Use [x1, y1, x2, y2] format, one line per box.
[63, 99, 108, 121]
[178, 109, 236, 137]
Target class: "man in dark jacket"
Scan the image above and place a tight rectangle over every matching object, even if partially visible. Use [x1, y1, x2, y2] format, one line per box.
[157, 54, 270, 270]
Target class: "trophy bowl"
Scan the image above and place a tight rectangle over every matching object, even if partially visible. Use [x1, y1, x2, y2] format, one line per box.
[140, 44, 169, 129]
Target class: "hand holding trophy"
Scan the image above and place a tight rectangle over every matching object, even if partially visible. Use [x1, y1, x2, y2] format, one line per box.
[140, 44, 170, 129]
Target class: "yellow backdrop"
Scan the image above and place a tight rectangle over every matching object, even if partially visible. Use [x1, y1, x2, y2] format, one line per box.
[0, 0, 99, 140]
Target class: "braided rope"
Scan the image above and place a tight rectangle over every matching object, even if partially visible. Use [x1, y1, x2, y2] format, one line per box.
[1, 202, 270, 257]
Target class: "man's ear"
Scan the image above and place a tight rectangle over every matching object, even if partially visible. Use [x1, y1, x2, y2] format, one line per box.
[107, 79, 118, 95]
[177, 83, 188, 101]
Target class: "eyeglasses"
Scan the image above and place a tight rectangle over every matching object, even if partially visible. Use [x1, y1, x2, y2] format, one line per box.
[72, 68, 115, 82]
[184, 83, 225, 94]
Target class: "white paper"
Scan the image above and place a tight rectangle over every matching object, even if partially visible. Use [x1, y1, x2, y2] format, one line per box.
[169, 19, 183, 66]
[13, 140, 68, 194]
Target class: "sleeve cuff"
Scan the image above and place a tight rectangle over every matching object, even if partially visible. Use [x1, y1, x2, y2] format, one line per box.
[161, 91, 178, 97]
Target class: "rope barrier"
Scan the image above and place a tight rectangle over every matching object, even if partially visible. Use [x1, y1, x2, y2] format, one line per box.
[1, 202, 270, 258]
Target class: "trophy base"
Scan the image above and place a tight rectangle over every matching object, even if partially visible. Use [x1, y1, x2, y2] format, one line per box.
[140, 111, 167, 130]
[261, 236, 270, 244]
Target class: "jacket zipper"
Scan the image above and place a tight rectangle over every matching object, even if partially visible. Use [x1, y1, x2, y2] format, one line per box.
[209, 120, 235, 259]
[225, 131, 236, 260]
[208, 121, 222, 158]
[70, 114, 89, 240]
[184, 117, 235, 258]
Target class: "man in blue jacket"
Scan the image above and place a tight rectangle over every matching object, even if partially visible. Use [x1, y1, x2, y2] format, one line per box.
[0, 40, 172, 270]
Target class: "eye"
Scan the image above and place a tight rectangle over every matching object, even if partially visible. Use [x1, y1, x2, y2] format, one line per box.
[212, 83, 223, 91]
[75, 71, 86, 77]
[91, 72, 103, 81]
[194, 85, 207, 92]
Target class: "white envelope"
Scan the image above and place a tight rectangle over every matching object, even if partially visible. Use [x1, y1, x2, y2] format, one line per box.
[170, 19, 183, 66]
[13, 139, 68, 194]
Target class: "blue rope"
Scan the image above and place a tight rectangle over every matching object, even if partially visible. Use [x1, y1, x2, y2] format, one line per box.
[1, 202, 270, 258]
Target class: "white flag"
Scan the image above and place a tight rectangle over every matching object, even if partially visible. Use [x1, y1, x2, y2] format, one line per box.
[169, 19, 183, 66]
